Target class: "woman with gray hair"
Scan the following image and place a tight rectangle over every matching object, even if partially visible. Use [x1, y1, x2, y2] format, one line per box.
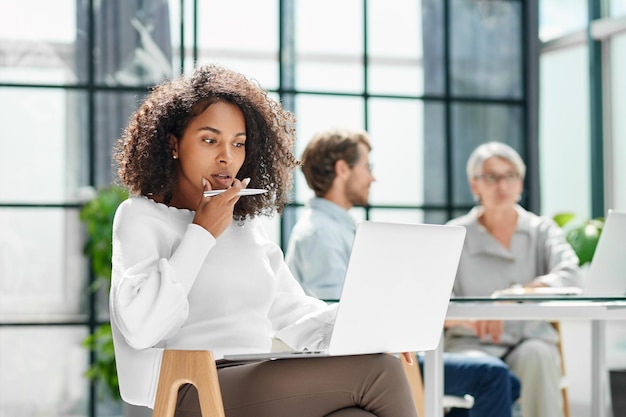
[445, 142, 582, 417]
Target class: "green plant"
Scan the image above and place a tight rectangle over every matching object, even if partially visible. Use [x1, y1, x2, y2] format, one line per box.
[80, 185, 128, 400]
[80, 185, 129, 290]
[553, 212, 605, 266]
[82, 323, 119, 400]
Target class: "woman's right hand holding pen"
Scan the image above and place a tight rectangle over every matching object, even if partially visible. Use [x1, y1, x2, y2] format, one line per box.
[193, 177, 250, 238]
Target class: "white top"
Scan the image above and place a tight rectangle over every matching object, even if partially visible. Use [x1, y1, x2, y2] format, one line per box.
[110, 197, 336, 407]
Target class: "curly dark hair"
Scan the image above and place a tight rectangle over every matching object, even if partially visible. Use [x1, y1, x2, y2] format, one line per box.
[113, 64, 298, 218]
[301, 129, 371, 197]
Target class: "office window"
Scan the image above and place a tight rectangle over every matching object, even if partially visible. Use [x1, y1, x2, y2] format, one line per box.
[195, 1, 279, 88]
[0, 1, 535, 415]
[539, 46, 591, 217]
[0, 327, 89, 416]
[367, 98, 424, 206]
[610, 0, 626, 17]
[0, 0, 83, 84]
[295, 0, 363, 93]
[450, 102, 524, 205]
[450, 0, 523, 99]
[539, 0, 626, 218]
[367, 0, 424, 96]
[539, 0, 588, 41]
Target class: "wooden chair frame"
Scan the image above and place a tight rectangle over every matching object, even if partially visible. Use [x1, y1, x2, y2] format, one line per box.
[552, 321, 571, 417]
[400, 352, 474, 416]
[151, 350, 475, 417]
[152, 350, 225, 417]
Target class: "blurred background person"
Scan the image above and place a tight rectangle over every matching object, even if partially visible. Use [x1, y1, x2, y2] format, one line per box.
[445, 141, 583, 417]
[287, 129, 521, 417]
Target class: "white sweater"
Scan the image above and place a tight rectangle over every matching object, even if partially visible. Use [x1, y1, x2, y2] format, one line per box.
[110, 197, 336, 408]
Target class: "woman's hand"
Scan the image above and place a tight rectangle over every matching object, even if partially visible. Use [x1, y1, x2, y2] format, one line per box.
[400, 352, 414, 365]
[525, 280, 548, 288]
[192, 177, 250, 237]
[473, 319, 504, 344]
[445, 319, 504, 344]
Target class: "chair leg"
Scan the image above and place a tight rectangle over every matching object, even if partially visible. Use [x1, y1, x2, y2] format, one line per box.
[152, 350, 225, 417]
[551, 321, 571, 417]
[562, 385, 571, 417]
[400, 352, 425, 417]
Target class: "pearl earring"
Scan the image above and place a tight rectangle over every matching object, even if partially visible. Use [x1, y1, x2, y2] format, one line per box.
[173, 154, 178, 159]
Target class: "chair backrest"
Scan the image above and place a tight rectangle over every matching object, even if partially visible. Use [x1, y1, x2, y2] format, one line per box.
[152, 350, 225, 417]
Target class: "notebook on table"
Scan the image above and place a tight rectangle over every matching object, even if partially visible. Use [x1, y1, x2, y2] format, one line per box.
[223, 220, 466, 360]
[491, 209, 626, 299]
[491, 286, 583, 298]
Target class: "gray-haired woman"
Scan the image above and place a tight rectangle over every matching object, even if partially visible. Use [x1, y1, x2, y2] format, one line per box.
[445, 141, 582, 417]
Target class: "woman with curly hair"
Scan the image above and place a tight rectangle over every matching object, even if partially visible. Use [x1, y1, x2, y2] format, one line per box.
[109, 64, 418, 417]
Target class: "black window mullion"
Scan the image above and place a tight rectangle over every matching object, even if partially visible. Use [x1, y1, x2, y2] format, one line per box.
[524, 0, 541, 214]
[588, 0, 605, 218]
[444, 0, 454, 221]
[86, 0, 97, 415]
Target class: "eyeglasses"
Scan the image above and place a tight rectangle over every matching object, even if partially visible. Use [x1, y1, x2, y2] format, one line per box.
[474, 172, 520, 185]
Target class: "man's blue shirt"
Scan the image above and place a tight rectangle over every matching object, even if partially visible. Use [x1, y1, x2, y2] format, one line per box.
[285, 197, 357, 300]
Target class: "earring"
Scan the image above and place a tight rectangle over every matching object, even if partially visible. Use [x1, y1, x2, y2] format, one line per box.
[516, 194, 521, 202]
[473, 194, 480, 203]
[172, 154, 178, 159]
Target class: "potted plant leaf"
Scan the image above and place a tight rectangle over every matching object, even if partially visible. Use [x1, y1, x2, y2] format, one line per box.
[553, 212, 605, 266]
[80, 185, 128, 401]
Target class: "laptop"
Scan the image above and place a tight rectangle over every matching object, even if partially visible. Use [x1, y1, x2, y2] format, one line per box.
[582, 209, 626, 296]
[491, 209, 626, 299]
[223, 220, 466, 360]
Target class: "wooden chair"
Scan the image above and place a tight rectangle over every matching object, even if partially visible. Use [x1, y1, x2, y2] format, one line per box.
[400, 352, 474, 416]
[151, 349, 473, 417]
[400, 353, 426, 415]
[551, 321, 571, 417]
[152, 350, 225, 417]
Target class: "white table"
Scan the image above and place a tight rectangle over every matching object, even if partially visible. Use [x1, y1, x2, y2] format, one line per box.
[423, 298, 626, 417]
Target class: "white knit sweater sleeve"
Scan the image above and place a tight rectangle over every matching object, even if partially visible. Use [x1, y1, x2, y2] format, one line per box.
[252, 222, 338, 351]
[110, 198, 215, 350]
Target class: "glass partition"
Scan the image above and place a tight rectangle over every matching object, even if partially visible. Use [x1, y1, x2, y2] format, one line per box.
[539, 46, 591, 218]
[610, 33, 626, 209]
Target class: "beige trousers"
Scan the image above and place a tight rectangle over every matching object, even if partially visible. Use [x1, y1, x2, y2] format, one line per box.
[506, 339, 564, 417]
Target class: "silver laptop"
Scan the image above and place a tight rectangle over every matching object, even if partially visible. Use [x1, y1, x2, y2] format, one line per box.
[491, 209, 626, 299]
[223, 220, 466, 360]
[583, 209, 626, 296]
